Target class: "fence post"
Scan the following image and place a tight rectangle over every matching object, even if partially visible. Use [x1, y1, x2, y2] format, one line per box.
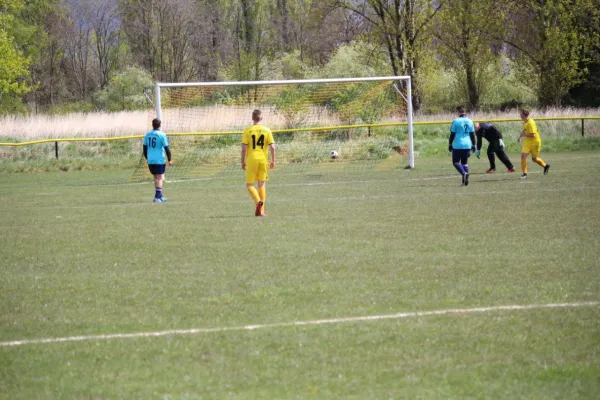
[581, 119, 585, 137]
[55, 141, 58, 159]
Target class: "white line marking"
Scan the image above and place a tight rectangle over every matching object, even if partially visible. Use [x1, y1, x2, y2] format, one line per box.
[277, 175, 455, 187]
[166, 177, 220, 184]
[1, 302, 597, 347]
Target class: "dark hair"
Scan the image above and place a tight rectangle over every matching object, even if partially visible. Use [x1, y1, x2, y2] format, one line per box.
[252, 109, 262, 122]
[456, 104, 466, 114]
[152, 118, 161, 130]
[520, 108, 530, 117]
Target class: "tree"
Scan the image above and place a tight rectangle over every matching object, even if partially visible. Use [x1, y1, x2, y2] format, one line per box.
[430, 0, 506, 110]
[88, 0, 122, 89]
[21, 1, 67, 112]
[276, 0, 290, 51]
[94, 65, 152, 111]
[325, 0, 443, 111]
[0, 29, 31, 98]
[120, 0, 200, 82]
[565, 2, 600, 106]
[193, 0, 227, 81]
[502, 0, 599, 106]
[61, 0, 94, 100]
[0, 0, 45, 111]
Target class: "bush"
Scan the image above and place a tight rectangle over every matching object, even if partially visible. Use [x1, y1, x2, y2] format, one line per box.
[50, 101, 95, 115]
[311, 42, 378, 79]
[94, 67, 154, 112]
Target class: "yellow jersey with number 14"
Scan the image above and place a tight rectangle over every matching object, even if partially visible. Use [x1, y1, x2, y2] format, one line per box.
[523, 118, 541, 143]
[242, 124, 274, 161]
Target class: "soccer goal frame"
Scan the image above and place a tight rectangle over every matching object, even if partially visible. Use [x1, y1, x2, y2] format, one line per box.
[154, 76, 415, 169]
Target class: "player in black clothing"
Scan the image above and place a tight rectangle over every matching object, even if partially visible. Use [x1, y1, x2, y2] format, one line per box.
[475, 122, 515, 174]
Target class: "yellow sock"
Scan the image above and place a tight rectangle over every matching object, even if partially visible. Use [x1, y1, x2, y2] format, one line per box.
[534, 158, 547, 167]
[247, 186, 260, 203]
[258, 186, 266, 212]
[521, 158, 528, 174]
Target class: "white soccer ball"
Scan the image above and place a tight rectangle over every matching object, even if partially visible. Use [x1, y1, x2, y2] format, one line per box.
[329, 150, 339, 159]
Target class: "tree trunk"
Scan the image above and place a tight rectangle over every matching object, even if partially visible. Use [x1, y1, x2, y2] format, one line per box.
[280, 0, 290, 51]
[241, 0, 254, 54]
[465, 61, 479, 110]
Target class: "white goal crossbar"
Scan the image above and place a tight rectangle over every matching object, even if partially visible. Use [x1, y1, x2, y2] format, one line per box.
[155, 76, 415, 168]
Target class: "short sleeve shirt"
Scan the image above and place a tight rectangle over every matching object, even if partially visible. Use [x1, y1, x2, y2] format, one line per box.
[143, 130, 169, 164]
[451, 116, 475, 149]
[242, 124, 274, 162]
[523, 119, 541, 143]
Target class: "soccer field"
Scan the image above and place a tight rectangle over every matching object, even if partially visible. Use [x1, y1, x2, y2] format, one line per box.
[1, 152, 599, 399]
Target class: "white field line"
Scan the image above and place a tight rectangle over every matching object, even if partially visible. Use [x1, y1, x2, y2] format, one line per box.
[162, 172, 512, 186]
[1, 302, 598, 348]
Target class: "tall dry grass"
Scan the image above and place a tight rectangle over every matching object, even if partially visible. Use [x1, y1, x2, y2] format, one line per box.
[415, 107, 600, 122]
[0, 111, 149, 141]
[1, 106, 599, 141]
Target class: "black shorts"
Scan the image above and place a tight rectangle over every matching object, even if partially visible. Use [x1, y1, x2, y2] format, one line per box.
[148, 164, 166, 175]
[452, 149, 471, 163]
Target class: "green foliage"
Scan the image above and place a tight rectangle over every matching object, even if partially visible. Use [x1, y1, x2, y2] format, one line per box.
[49, 101, 95, 115]
[0, 139, 139, 172]
[0, 0, 53, 113]
[0, 0, 596, 116]
[419, 68, 459, 114]
[271, 86, 313, 128]
[430, 0, 507, 110]
[0, 91, 28, 115]
[279, 50, 311, 79]
[352, 137, 402, 160]
[311, 42, 378, 79]
[219, 52, 261, 82]
[94, 67, 153, 111]
[0, 28, 32, 96]
[203, 134, 240, 149]
[419, 58, 538, 113]
[480, 58, 537, 109]
[508, 0, 598, 106]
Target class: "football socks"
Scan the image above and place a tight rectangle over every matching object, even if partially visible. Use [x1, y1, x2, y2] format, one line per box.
[454, 162, 465, 175]
[258, 186, 266, 213]
[521, 158, 528, 175]
[247, 186, 260, 203]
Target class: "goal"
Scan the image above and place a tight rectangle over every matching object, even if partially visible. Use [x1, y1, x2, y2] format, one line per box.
[131, 76, 414, 182]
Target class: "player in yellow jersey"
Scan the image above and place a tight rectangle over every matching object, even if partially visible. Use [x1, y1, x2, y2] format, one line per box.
[517, 109, 550, 179]
[241, 109, 275, 216]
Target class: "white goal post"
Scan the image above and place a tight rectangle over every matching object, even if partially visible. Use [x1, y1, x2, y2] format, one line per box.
[154, 76, 415, 169]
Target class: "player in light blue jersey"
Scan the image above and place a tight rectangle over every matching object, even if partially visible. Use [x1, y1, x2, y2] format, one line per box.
[449, 105, 476, 186]
[143, 118, 173, 202]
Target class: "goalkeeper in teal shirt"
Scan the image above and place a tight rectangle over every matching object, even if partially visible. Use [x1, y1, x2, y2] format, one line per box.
[143, 118, 173, 203]
[449, 105, 476, 186]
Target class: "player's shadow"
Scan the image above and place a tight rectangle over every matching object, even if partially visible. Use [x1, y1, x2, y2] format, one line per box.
[472, 175, 519, 184]
[208, 214, 257, 219]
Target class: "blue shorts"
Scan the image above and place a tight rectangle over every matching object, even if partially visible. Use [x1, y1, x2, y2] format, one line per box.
[452, 149, 471, 164]
[148, 164, 166, 175]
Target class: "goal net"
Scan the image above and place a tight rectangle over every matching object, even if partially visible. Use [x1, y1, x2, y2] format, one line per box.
[130, 77, 414, 182]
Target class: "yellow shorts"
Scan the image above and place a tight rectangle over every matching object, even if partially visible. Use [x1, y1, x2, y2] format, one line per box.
[522, 141, 542, 157]
[245, 159, 269, 184]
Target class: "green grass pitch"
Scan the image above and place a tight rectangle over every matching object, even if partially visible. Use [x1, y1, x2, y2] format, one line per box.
[1, 152, 599, 399]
